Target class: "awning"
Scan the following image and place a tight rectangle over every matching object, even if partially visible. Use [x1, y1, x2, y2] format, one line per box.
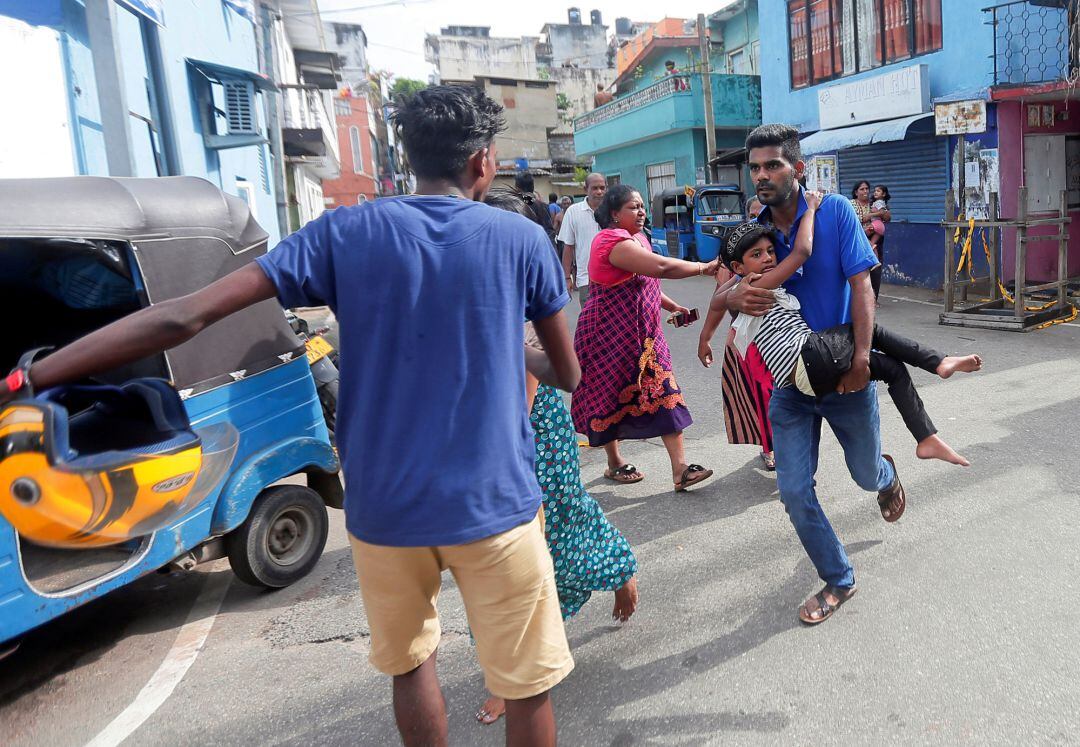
[800, 113, 934, 157]
[186, 59, 277, 92]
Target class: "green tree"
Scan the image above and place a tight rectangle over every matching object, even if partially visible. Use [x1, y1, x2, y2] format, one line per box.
[389, 77, 428, 100]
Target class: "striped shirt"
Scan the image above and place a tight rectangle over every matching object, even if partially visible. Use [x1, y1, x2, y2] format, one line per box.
[753, 301, 812, 388]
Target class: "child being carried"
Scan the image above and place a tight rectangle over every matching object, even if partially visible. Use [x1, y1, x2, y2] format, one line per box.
[719, 191, 981, 466]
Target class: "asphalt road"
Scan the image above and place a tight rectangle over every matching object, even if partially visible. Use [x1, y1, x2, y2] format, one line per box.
[2, 280, 1078, 746]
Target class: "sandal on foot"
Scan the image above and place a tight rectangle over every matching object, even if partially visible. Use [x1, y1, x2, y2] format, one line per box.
[798, 585, 856, 625]
[760, 451, 776, 471]
[604, 463, 644, 484]
[877, 454, 905, 523]
[674, 464, 713, 492]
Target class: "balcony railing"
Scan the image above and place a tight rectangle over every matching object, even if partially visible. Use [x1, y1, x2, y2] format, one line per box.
[282, 86, 339, 160]
[574, 76, 690, 131]
[984, 0, 1079, 86]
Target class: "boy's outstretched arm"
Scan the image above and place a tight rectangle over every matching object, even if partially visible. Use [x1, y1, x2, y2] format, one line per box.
[0, 264, 277, 404]
[748, 191, 822, 291]
[698, 275, 738, 366]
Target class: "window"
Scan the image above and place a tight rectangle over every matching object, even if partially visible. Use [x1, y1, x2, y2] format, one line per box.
[788, 0, 942, 89]
[606, 174, 621, 186]
[334, 98, 352, 118]
[357, 194, 368, 204]
[235, 178, 257, 219]
[350, 126, 363, 174]
[645, 161, 676, 204]
[728, 48, 749, 74]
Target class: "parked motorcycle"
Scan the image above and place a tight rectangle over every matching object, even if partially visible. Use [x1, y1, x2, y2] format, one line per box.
[285, 311, 339, 439]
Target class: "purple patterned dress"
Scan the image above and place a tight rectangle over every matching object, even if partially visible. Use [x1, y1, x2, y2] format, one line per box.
[570, 231, 692, 446]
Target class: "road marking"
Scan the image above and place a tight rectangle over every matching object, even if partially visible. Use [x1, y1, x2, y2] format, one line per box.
[84, 570, 232, 747]
[881, 293, 1080, 328]
[606, 501, 645, 516]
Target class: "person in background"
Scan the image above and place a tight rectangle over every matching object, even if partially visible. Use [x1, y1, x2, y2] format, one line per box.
[665, 59, 689, 91]
[513, 172, 555, 241]
[547, 192, 561, 218]
[474, 190, 639, 727]
[557, 173, 606, 306]
[699, 191, 775, 471]
[850, 180, 891, 300]
[571, 184, 717, 492]
[594, 83, 614, 107]
[867, 184, 891, 254]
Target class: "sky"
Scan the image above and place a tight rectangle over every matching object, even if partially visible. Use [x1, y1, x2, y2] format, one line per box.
[317, 0, 739, 82]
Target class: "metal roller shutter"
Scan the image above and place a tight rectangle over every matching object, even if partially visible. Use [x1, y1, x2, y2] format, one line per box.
[837, 136, 947, 223]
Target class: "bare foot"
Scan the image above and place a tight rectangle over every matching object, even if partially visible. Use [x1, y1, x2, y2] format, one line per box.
[612, 576, 638, 623]
[916, 434, 970, 466]
[475, 694, 505, 725]
[936, 354, 982, 379]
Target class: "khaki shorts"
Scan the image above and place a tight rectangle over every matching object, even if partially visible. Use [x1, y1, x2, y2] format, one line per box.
[349, 511, 574, 700]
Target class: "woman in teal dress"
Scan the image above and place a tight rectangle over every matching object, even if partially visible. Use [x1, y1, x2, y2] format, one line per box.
[475, 191, 639, 725]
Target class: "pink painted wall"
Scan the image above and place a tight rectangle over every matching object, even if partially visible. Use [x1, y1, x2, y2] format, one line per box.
[997, 99, 1080, 283]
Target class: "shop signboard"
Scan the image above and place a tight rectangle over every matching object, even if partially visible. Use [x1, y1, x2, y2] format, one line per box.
[817, 64, 930, 131]
[935, 100, 987, 136]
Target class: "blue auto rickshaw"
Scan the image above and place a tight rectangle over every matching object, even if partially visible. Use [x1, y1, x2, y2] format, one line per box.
[0, 176, 342, 650]
[650, 188, 697, 260]
[693, 184, 746, 262]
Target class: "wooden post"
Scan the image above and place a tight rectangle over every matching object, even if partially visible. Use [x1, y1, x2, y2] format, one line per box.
[989, 192, 1000, 301]
[1016, 187, 1028, 318]
[944, 190, 955, 313]
[1058, 190, 1068, 311]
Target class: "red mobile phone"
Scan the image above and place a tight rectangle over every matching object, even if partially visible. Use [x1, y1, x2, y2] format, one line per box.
[673, 308, 699, 327]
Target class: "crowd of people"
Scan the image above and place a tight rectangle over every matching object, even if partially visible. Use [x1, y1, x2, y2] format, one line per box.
[0, 85, 984, 746]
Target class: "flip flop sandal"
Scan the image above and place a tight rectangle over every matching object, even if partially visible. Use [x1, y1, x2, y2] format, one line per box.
[877, 454, 906, 522]
[674, 464, 713, 492]
[604, 463, 644, 484]
[760, 451, 776, 471]
[798, 585, 857, 625]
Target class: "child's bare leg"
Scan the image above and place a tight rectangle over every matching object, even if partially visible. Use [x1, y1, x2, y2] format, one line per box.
[916, 434, 970, 467]
[936, 354, 982, 379]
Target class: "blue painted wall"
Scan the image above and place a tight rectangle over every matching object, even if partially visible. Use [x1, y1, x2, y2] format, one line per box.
[576, 74, 761, 156]
[758, 1, 995, 131]
[154, 0, 280, 243]
[720, 3, 759, 55]
[5, 0, 281, 243]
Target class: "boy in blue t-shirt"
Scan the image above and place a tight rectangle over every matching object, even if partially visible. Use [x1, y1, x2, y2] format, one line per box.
[3, 86, 581, 745]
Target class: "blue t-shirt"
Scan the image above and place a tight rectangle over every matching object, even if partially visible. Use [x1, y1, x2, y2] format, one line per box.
[758, 190, 878, 332]
[256, 196, 569, 546]
[548, 202, 561, 216]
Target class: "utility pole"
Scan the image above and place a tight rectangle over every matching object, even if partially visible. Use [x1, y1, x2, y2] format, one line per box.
[697, 14, 717, 183]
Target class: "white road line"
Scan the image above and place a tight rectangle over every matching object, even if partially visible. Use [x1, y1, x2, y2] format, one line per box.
[84, 570, 232, 747]
[881, 293, 1080, 328]
[605, 501, 645, 516]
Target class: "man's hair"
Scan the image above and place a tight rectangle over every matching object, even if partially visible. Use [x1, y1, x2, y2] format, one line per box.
[484, 188, 532, 219]
[745, 123, 802, 166]
[585, 172, 606, 187]
[665, 60, 675, 67]
[391, 85, 506, 180]
[514, 172, 535, 193]
[593, 184, 637, 228]
[559, 195, 573, 205]
[745, 195, 762, 210]
[548, 192, 558, 202]
[720, 222, 776, 271]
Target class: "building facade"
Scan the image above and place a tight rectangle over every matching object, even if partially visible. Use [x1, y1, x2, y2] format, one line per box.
[321, 21, 379, 208]
[574, 5, 762, 217]
[0, 0, 283, 241]
[761, 0, 1079, 289]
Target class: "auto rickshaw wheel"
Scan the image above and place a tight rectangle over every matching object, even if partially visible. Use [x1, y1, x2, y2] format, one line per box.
[225, 485, 328, 589]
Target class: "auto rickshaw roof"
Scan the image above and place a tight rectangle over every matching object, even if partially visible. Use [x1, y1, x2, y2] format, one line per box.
[0, 176, 267, 253]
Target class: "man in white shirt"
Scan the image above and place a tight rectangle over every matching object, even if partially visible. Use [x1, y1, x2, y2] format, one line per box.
[557, 172, 606, 306]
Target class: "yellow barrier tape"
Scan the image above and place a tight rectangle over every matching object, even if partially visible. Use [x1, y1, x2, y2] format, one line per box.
[1034, 304, 1079, 330]
[974, 227, 1060, 312]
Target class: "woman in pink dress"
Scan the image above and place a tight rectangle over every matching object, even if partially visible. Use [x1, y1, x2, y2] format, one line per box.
[570, 184, 718, 492]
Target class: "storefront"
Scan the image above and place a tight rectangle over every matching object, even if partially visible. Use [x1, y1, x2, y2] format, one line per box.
[799, 64, 952, 287]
